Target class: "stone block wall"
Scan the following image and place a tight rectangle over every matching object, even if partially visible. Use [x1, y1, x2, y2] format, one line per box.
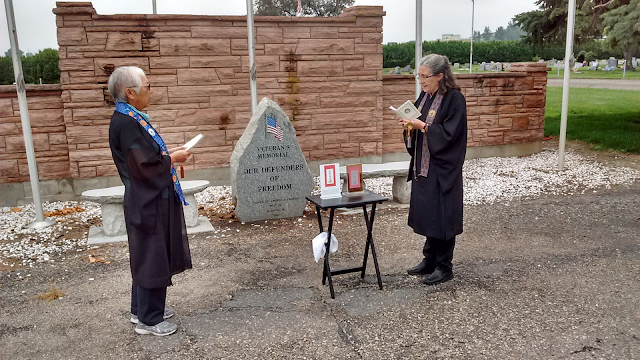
[382, 62, 549, 155]
[0, 85, 68, 182]
[54, 2, 385, 179]
[0, 3, 549, 190]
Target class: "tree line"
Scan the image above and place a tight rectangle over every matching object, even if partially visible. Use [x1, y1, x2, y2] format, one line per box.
[383, 39, 623, 68]
[515, 0, 639, 69]
[0, 48, 60, 85]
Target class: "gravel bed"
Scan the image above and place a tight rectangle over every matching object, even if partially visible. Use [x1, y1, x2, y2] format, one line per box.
[1, 149, 638, 268]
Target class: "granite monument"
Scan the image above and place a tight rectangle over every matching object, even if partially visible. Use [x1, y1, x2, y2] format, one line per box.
[231, 98, 314, 222]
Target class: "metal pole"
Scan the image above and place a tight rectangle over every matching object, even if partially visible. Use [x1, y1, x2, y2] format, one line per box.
[470, 0, 474, 74]
[152, 0, 157, 14]
[623, 59, 626, 79]
[246, 0, 258, 114]
[4, 0, 55, 229]
[415, 0, 422, 99]
[558, 0, 576, 170]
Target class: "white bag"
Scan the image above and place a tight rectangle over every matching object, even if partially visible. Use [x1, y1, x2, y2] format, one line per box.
[312, 232, 338, 263]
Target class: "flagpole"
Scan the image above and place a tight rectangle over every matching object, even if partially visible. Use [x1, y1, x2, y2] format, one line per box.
[246, 0, 258, 115]
[415, 0, 422, 99]
[558, 0, 576, 170]
[4, 0, 55, 229]
[470, 0, 474, 73]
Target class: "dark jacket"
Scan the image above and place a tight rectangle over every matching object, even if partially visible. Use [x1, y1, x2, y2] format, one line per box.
[109, 111, 191, 289]
[405, 89, 467, 240]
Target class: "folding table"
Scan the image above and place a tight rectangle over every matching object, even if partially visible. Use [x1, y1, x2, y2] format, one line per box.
[306, 190, 388, 298]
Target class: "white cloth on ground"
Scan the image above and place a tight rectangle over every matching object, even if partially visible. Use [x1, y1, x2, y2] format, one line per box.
[312, 232, 338, 262]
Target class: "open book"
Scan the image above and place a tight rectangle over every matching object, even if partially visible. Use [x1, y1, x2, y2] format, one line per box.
[183, 134, 203, 151]
[389, 100, 421, 120]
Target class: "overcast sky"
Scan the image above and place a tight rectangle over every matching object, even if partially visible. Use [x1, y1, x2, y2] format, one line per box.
[0, 0, 539, 54]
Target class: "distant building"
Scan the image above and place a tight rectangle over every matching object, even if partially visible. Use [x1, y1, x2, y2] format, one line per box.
[441, 34, 461, 41]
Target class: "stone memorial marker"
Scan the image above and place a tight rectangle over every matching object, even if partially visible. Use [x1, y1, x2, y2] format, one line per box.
[403, 65, 411, 72]
[496, 62, 503, 71]
[393, 66, 401, 74]
[230, 98, 314, 223]
[453, 63, 460, 69]
[463, 63, 470, 69]
[607, 58, 617, 68]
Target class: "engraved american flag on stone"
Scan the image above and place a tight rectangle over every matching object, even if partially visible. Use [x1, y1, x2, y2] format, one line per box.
[266, 115, 283, 141]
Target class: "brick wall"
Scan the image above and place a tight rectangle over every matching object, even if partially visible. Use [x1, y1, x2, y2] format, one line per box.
[382, 62, 548, 154]
[0, 3, 548, 187]
[54, 2, 385, 179]
[0, 84, 68, 182]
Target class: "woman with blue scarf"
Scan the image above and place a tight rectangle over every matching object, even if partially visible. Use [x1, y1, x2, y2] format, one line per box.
[108, 66, 192, 336]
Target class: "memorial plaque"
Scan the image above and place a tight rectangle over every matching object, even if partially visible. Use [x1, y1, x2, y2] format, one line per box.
[231, 98, 314, 222]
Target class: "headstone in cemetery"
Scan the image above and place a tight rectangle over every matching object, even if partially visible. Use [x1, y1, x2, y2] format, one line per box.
[463, 63, 470, 69]
[453, 63, 460, 69]
[473, 61, 478, 65]
[403, 65, 411, 72]
[230, 98, 314, 223]
[496, 62, 503, 71]
[603, 58, 617, 71]
[548, 59, 557, 67]
[393, 66, 401, 74]
[633, 58, 638, 68]
[588, 61, 599, 71]
[479, 63, 487, 71]
[538, 59, 545, 63]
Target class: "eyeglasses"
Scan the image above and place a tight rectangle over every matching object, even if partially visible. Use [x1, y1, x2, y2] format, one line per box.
[415, 73, 438, 81]
[143, 83, 151, 91]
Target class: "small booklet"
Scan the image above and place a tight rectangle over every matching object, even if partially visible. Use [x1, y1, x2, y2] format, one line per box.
[183, 134, 203, 151]
[389, 100, 421, 120]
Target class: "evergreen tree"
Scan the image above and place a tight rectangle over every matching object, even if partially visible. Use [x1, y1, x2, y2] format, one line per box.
[601, 0, 640, 69]
[481, 26, 493, 41]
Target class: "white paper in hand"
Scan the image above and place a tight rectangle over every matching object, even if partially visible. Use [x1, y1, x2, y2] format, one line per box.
[183, 134, 203, 151]
[396, 100, 421, 119]
[390, 100, 421, 119]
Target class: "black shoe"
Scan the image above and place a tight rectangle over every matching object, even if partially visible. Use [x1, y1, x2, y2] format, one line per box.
[423, 269, 453, 285]
[407, 259, 435, 276]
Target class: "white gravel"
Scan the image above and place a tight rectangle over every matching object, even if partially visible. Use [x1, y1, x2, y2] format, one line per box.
[1, 149, 638, 267]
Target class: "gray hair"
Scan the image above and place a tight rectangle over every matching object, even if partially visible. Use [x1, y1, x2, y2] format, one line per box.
[107, 66, 146, 103]
[419, 54, 460, 93]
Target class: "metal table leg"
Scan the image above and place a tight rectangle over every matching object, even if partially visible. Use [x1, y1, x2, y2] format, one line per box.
[363, 203, 383, 290]
[324, 208, 336, 298]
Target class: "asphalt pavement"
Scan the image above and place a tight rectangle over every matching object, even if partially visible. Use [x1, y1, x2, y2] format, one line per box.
[547, 78, 640, 90]
[1, 144, 639, 359]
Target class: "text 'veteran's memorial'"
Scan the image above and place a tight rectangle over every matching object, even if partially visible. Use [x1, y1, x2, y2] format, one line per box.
[231, 98, 314, 223]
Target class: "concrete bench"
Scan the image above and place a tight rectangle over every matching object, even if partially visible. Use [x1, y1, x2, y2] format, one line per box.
[340, 161, 411, 203]
[82, 180, 213, 244]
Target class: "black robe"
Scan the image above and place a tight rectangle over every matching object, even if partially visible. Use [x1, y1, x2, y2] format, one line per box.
[405, 89, 467, 240]
[108, 111, 192, 289]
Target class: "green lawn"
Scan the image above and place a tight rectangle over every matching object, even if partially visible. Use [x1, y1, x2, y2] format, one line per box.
[545, 86, 640, 154]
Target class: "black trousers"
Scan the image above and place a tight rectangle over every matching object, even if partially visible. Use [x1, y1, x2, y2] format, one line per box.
[131, 281, 167, 326]
[423, 236, 456, 272]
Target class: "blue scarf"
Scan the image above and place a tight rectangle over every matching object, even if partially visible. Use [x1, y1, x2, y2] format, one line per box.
[115, 102, 188, 206]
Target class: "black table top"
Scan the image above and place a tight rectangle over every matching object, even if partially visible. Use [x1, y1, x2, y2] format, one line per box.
[306, 190, 388, 210]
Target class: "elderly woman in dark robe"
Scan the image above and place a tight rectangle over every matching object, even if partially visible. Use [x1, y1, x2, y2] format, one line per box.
[108, 66, 192, 336]
[398, 54, 468, 285]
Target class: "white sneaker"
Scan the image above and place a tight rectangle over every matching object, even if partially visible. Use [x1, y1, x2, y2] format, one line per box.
[135, 321, 178, 336]
[130, 307, 175, 324]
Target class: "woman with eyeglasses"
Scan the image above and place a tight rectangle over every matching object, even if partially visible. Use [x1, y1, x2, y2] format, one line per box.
[398, 54, 468, 285]
[108, 66, 192, 336]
